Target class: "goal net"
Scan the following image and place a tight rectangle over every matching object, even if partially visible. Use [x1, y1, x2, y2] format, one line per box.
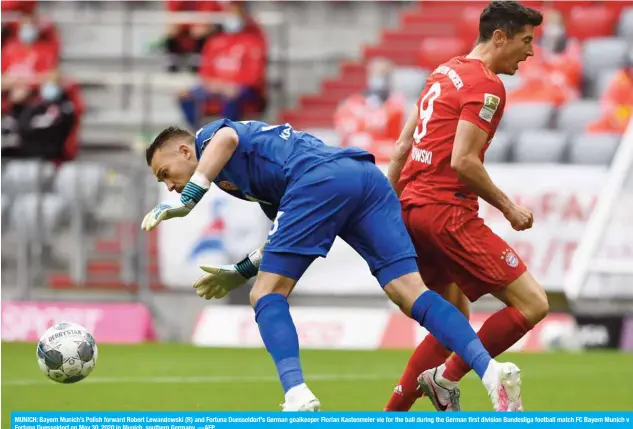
[565, 119, 633, 305]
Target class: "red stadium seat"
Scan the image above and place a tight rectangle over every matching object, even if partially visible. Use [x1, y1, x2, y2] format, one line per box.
[364, 45, 420, 66]
[400, 11, 459, 37]
[546, 0, 585, 15]
[565, 5, 618, 40]
[457, 7, 482, 45]
[601, 0, 633, 16]
[418, 37, 469, 70]
[417, 1, 490, 12]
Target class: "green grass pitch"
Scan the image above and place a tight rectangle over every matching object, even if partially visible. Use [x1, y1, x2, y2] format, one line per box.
[3, 342, 632, 425]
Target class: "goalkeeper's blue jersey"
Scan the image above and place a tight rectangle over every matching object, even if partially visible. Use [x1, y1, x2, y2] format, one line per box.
[194, 119, 374, 220]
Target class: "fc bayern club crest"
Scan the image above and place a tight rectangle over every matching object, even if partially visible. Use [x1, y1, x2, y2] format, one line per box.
[502, 249, 519, 268]
[218, 181, 239, 191]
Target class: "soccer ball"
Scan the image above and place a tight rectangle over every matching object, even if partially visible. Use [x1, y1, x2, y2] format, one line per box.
[36, 322, 98, 383]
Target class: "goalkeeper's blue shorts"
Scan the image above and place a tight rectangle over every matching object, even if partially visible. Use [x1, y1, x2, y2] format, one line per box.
[259, 156, 418, 288]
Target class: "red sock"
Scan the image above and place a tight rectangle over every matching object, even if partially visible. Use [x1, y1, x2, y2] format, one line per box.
[384, 335, 451, 411]
[443, 307, 534, 382]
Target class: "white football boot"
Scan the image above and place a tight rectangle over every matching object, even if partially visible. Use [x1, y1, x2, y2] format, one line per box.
[417, 366, 462, 411]
[482, 360, 523, 411]
[281, 383, 321, 411]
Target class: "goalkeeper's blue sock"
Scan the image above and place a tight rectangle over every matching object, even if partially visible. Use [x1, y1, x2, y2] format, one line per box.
[254, 293, 305, 393]
[411, 290, 491, 379]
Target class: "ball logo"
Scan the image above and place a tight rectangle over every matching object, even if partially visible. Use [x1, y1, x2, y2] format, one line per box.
[53, 322, 71, 330]
[218, 181, 239, 192]
[502, 249, 519, 268]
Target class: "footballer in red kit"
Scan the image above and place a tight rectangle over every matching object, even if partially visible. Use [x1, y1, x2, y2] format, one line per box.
[386, 1, 549, 412]
[399, 56, 518, 300]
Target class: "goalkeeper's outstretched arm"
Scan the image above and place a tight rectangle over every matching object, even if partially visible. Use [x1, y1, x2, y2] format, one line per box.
[193, 243, 265, 300]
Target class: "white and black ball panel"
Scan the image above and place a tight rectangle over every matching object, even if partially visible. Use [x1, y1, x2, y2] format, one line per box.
[36, 322, 98, 384]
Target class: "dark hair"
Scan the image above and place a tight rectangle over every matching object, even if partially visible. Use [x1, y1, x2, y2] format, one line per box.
[146, 126, 193, 165]
[478, 1, 543, 43]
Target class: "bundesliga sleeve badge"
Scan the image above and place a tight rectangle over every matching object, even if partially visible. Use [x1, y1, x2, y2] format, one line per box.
[479, 93, 501, 122]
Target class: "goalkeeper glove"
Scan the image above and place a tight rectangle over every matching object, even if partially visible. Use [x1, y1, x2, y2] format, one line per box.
[141, 174, 209, 231]
[193, 248, 262, 300]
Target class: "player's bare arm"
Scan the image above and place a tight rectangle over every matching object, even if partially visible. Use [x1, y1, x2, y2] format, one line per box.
[388, 106, 419, 196]
[195, 127, 239, 184]
[451, 120, 533, 231]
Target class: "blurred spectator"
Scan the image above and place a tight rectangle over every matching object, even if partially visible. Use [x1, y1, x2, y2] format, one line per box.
[2, 10, 59, 109]
[2, 72, 81, 161]
[586, 50, 633, 135]
[1, 0, 37, 15]
[178, 2, 266, 128]
[507, 8, 582, 107]
[1, 3, 59, 55]
[1, 0, 36, 47]
[334, 58, 407, 163]
[164, 0, 226, 73]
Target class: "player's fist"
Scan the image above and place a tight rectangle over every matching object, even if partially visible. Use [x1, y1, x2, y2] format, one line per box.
[504, 204, 534, 231]
[193, 264, 248, 300]
[141, 201, 192, 231]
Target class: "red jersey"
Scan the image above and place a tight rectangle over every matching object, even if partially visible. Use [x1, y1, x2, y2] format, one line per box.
[199, 31, 266, 88]
[399, 56, 506, 212]
[1, 39, 57, 78]
[1, 0, 37, 13]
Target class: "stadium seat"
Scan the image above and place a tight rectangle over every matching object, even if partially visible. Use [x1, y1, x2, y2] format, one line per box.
[582, 37, 629, 81]
[500, 102, 555, 131]
[10, 193, 66, 243]
[499, 73, 522, 92]
[1, 194, 11, 231]
[549, 1, 581, 15]
[557, 100, 602, 134]
[617, 7, 633, 38]
[457, 7, 482, 44]
[417, 37, 469, 70]
[566, 5, 618, 40]
[514, 130, 568, 163]
[590, 69, 619, 99]
[569, 133, 621, 165]
[1, 161, 56, 196]
[390, 67, 428, 102]
[52, 163, 106, 212]
[485, 132, 513, 163]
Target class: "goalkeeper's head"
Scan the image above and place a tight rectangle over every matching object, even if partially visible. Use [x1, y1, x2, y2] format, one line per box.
[146, 126, 197, 193]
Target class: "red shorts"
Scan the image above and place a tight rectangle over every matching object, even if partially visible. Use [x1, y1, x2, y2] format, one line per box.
[403, 204, 527, 302]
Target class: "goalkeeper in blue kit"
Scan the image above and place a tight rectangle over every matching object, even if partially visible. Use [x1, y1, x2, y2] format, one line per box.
[142, 119, 521, 411]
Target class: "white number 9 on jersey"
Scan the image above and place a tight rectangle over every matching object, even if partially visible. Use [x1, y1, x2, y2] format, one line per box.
[413, 82, 441, 144]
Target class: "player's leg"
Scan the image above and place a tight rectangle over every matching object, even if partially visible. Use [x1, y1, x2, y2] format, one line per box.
[387, 205, 470, 411]
[338, 162, 505, 397]
[249, 257, 320, 411]
[415, 207, 542, 411]
[440, 271, 548, 384]
[385, 282, 468, 411]
[250, 160, 366, 411]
